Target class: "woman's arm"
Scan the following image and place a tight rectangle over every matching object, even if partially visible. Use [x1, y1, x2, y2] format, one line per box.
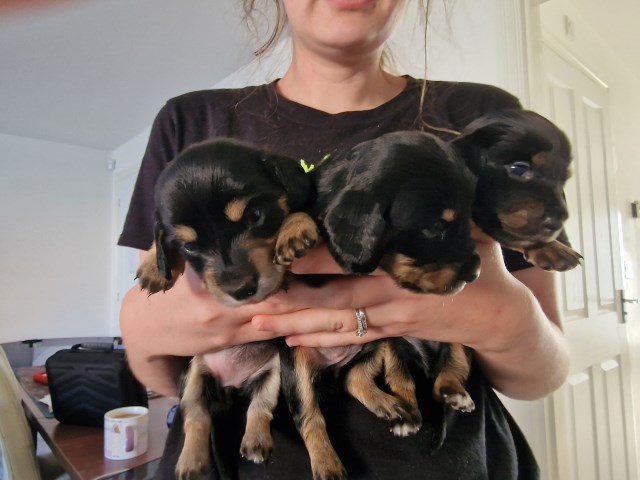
[253, 236, 570, 401]
[119, 250, 296, 396]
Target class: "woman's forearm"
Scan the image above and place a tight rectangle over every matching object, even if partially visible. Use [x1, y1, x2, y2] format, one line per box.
[466, 278, 570, 399]
[120, 286, 184, 396]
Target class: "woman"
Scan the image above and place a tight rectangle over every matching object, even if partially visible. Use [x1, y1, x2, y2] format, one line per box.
[119, 0, 569, 478]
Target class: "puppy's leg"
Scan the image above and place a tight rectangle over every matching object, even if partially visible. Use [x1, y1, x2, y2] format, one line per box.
[524, 239, 583, 272]
[433, 343, 475, 413]
[344, 340, 422, 437]
[281, 346, 346, 480]
[176, 356, 212, 480]
[274, 212, 319, 265]
[240, 354, 280, 464]
[136, 244, 185, 293]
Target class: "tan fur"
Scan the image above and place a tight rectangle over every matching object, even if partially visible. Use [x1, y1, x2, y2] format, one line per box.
[345, 341, 421, 435]
[432, 343, 474, 412]
[524, 239, 583, 272]
[498, 200, 545, 229]
[274, 212, 319, 266]
[176, 356, 212, 479]
[384, 253, 459, 294]
[381, 341, 420, 415]
[136, 244, 184, 293]
[224, 198, 248, 222]
[278, 195, 289, 215]
[532, 152, 548, 167]
[173, 225, 198, 243]
[442, 208, 456, 222]
[240, 355, 281, 463]
[294, 348, 346, 479]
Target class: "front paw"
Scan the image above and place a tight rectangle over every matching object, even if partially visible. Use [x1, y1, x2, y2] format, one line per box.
[525, 240, 583, 272]
[275, 212, 319, 265]
[136, 256, 175, 294]
[240, 430, 274, 464]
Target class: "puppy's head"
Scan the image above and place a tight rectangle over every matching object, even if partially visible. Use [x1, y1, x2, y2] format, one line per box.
[150, 139, 312, 306]
[321, 131, 480, 295]
[453, 110, 572, 249]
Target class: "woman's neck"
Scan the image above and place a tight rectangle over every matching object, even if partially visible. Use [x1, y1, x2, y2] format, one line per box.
[276, 47, 407, 114]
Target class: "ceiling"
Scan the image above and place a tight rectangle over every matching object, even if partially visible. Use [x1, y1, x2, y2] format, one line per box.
[0, 0, 254, 151]
[0, 0, 637, 152]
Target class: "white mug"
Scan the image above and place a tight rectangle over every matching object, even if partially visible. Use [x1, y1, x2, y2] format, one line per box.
[104, 406, 149, 460]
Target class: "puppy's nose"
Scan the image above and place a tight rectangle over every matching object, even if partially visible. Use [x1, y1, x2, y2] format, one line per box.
[541, 216, 564, 234]
[229, 279, 258, 301]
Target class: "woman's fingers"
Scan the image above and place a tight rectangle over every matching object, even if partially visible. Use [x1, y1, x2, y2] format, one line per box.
[268, 273, 403, 309]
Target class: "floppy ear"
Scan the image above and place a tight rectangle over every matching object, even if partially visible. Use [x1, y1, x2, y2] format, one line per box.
[451, 123, 509, 175]
[324, 191, 387, 274]
[261, 154, 314, 211]
[154, 222, 181, 281]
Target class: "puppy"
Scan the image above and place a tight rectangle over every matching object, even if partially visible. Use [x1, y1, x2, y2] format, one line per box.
[453, 109, 582, 270]
[309, 130, 482, 438]
[136, 139, 319, 480]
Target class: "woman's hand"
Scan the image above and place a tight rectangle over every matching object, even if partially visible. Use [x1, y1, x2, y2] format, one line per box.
[253, 227, 570, 400]
[119, 252, 301, 396]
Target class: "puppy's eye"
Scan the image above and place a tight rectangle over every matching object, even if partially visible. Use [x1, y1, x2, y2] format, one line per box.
[508, 161, 534, 180]
[246, 206, 265, 227]
[181, 242, 199, 256]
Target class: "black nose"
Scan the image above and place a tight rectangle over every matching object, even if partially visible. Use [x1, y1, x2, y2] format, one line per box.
[230, 280, 258, 301]
[541, 216, 564, 234]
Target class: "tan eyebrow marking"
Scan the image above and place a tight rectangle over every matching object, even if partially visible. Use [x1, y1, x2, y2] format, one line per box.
[225, 197, 249, 222]
[532, 152, 548, 167]
[442, 209, 456, 222]
[278, 195, 289, 215]
[174, 225, 198, 243]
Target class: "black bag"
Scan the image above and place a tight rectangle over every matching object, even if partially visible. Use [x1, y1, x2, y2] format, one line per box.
[45, 343, 148, 426]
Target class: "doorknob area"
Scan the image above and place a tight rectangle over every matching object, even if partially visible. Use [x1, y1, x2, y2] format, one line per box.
[617, 290, 639, 322]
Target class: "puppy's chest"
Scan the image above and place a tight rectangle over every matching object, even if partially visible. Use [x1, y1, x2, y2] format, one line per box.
[201, 343, 276, 389]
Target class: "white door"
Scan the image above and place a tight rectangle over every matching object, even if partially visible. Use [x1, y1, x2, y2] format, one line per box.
[538, 44, 637, 480]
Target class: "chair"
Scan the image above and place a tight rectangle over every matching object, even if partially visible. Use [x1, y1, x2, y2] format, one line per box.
[0, 346, 67, 480]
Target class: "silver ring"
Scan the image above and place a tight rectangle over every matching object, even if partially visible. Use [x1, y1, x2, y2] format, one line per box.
[355, 308, 368, 337]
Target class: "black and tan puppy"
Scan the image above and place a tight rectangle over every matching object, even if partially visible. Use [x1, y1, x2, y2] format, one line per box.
[136, 139, 320, 480]
[307, 130, 482, 438]
[453, 109, 582, 270]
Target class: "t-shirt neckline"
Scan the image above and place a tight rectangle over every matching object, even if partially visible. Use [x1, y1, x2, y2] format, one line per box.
[262, 76, 420, 127]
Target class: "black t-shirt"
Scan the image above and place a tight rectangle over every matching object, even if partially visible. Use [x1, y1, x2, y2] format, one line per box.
[119, 77, 539, 479]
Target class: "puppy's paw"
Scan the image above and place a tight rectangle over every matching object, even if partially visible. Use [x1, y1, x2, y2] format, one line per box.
[175, 448, 210, 480]
[525, 240, 583, 272]
[437, 387, 476, 413]
[275, 212, 319, 265]
[240, 431, 274, 464]
[136, 260, 175, 294]
[311, 455, 347, 480]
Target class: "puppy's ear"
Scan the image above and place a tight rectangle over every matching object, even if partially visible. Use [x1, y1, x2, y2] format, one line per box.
[324, 191, 387, 274]
[261, 154, 313, 211]
[154, 222, 181, 281]
[451, 122, 510, 175]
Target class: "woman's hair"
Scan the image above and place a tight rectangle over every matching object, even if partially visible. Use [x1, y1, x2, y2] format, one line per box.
[242, 0, 287, 57]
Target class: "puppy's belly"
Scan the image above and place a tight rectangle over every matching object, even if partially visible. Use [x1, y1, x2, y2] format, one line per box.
[315, 345, 363, 368]
[202, 347, 274, 389]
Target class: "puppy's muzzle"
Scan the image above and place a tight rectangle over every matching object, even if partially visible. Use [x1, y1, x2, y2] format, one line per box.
[219, 271, 260, 302]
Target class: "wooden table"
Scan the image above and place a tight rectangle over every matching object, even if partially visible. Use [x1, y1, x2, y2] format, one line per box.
[16, 366, 176, 480]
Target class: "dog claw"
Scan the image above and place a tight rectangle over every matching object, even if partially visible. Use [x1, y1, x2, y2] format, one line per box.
[440, 391, 475, 413]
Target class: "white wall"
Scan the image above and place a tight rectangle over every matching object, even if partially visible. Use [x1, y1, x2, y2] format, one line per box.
[0, 133, 113, 343]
